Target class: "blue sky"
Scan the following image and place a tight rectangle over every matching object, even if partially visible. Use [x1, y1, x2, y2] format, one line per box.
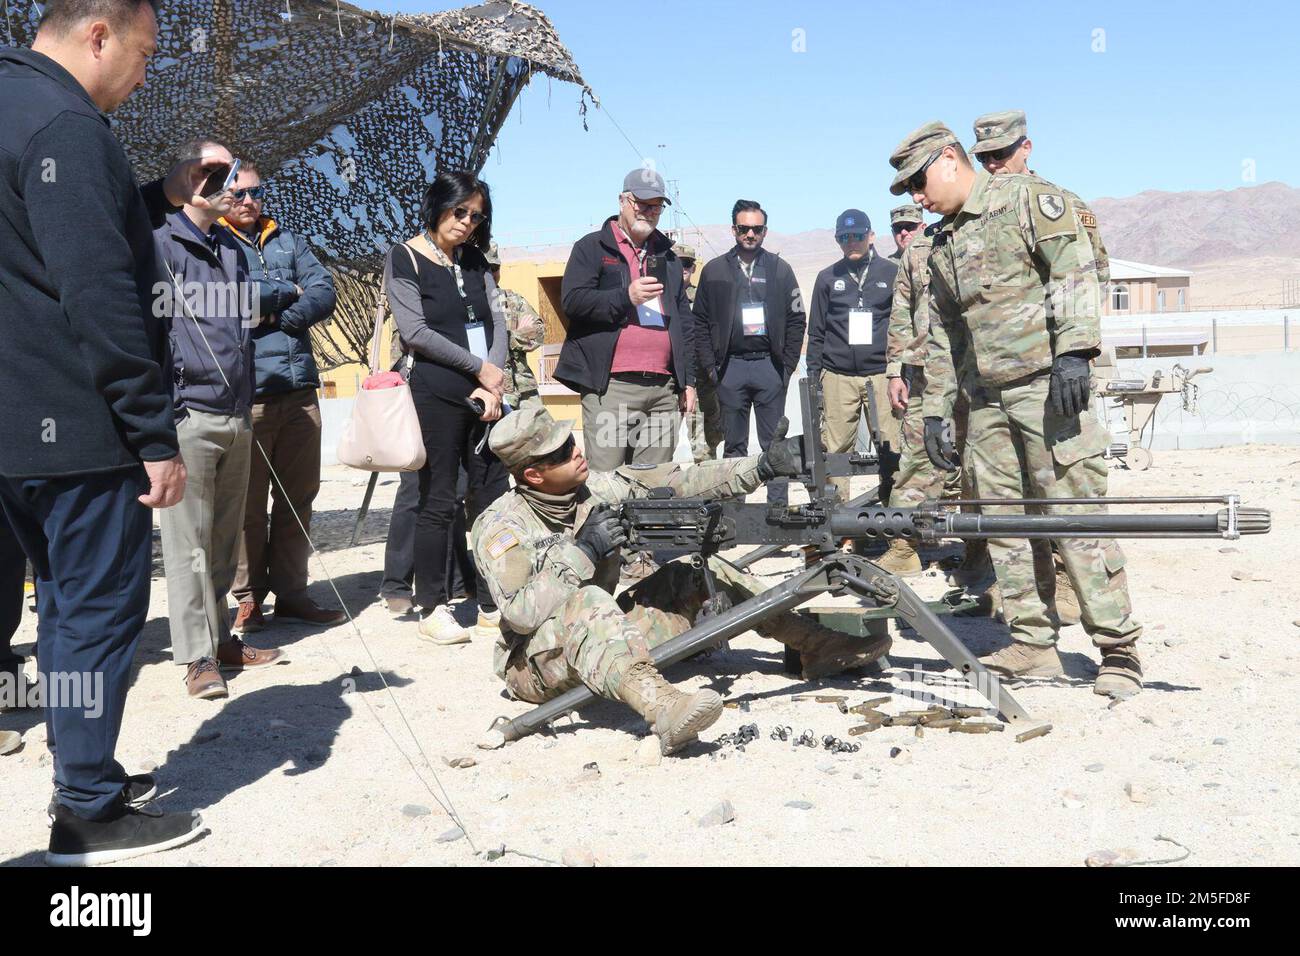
[377, 0, 1297, 246]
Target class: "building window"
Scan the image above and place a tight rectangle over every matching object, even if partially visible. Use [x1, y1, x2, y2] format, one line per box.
[1178, 288, 1186, 311]
[1158, 290, 1166, 312]
[1110, 284, 1129, 312]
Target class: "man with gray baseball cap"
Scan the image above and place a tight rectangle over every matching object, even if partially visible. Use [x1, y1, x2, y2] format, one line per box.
[556, 167, 695, 476]
[469, 406, 891, 756]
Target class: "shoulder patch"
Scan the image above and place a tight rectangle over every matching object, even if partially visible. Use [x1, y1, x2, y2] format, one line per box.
[1037, 193, 1066, 220]
[485, 529, 520, 559]
[1078, 210, 1097, 229]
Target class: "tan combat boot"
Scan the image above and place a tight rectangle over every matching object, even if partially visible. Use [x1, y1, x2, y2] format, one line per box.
[947, 538, 995, 591]
[1094, 645, 1142, 699]
[762, 612, 892, 679]
[1054, 568, 1082, 626]
[874, 539, 923, 577]
[978, 641, 1064, 678]
[615, 660, 723, 755]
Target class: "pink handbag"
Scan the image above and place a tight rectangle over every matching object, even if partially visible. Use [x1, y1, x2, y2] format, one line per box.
[336, 246, 427, 472]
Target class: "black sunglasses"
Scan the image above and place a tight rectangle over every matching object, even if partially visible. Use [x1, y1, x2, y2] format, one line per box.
[453, 206, 488, 226]
[230, 186, 266, 201]
[837, 232, 868, 243]
[734, 224, 767, 235]
[891, 221, 920, 233]
[902, 149, 943, 194]
[979, 136, 1027, 164]
[530, 435, 576, 469]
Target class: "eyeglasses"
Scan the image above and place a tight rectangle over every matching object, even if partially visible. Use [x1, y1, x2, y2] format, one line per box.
[734, 224, 767, 236]
[453, 206, 488, 226]
[230, 186, 266, 202]
[979, 136, 1026, 164]
[530, 435, 576, 470]
[837, 232, 868, 244]
[623, 194, 665, 212]
[901, 148, 943, 194]
[891, 221, 920, 234]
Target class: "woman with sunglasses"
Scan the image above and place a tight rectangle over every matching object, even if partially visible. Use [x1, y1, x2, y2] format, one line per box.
[384, 171, 510, 645]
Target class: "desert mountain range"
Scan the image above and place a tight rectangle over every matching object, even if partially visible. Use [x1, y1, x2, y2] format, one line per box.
[503, 181, 1300, 310]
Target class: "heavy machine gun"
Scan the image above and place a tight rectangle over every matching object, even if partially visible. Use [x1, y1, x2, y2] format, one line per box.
[487, 379, 1270, 746]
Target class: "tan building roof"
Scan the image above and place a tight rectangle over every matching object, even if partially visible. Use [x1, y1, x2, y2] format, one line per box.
[1108, 258, 1193, 281]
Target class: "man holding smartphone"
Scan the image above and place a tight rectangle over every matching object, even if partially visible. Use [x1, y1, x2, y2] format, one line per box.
[557, 168, 696, 472]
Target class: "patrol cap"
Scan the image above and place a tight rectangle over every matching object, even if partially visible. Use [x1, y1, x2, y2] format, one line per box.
[971, 110, 1028, 155]
[889, 204, 924, 227]
[835, 209, 871, 238]
[889, 121, 960, 195]
[672, 241, 697, 263]
[484, 241, 501, 266]
[489, 406, 573, 471]
[622, 167, 671, 204]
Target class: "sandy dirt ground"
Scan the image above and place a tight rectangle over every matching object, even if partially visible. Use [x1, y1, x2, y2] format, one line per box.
[1, 446, 1297, 867]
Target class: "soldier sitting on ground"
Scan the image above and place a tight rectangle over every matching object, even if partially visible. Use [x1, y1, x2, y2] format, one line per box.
[471, 407, 891, 755]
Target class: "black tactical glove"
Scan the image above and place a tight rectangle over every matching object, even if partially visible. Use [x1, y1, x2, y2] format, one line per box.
[1049, 352, 1093, 418]
[573, 504, 628, 564]
[923, 416, 959, 472]
[757, 417, 804, 480]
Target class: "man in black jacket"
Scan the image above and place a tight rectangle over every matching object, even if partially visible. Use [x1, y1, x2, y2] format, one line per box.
[557, 168, 695, 471]
[0, 0, 219, 865]
[693, 200, 805, 506]
[807, 209, 901, 502]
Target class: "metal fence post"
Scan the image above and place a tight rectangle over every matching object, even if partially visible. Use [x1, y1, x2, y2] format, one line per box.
[1141, 324, 1147, 359]
[1285, 315, 1290, 353]
[1211, 318, 1217, 354]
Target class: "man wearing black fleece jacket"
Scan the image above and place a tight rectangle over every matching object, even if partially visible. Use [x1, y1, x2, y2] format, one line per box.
[0, 0, 224, 865]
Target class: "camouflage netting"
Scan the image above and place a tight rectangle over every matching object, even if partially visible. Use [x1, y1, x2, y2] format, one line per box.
[2, 0, 588, 274]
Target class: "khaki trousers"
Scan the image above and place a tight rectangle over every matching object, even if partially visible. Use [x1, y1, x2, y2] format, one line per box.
[820, 370, 900, 501]
[580, 373, 681, 472]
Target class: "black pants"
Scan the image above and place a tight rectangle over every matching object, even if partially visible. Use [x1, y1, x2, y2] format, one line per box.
[381, 468, 474, 602]
[411, 389, 507, 610]
[0, 512, 26, 676]
[717, 354, 789, 505]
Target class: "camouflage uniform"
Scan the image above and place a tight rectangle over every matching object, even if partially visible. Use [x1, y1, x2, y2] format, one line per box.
[678, 242, 725, 462]
[913, 159, 1140, 651]
[498, 287, 545, 411]
[472, 410, 881, 705]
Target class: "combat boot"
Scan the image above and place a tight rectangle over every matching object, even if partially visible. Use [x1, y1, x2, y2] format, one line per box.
[1094, 645, 1142, 699]
[978, 641, 1064, 678]
[874, 538, 923, 577]
[764, 612, 892, 679]
[615, 661, 723, 755]
[1054, 569, 1082, 626]
[947, 538, 995, 591]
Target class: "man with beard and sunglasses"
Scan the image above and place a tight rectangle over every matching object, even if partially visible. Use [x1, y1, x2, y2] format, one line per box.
[692, 200, 805, 506]
[470, 407, 890, 756]
[888, 121, 1142, 700]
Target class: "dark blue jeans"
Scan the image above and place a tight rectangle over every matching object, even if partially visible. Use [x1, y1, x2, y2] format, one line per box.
[0, 468, 151, 820]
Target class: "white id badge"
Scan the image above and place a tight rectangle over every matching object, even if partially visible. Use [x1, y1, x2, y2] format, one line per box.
[741, 303, 767, 337]
[848, 309, 874, 345]
[465, 322, 488, 359]
[636, 296, 666, 328]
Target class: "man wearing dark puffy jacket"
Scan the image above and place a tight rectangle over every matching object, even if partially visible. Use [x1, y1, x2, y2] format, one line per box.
[220, 162, 344, 633]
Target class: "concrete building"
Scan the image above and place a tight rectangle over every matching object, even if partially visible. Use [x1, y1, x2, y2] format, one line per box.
[1104, 258, 1193, 315]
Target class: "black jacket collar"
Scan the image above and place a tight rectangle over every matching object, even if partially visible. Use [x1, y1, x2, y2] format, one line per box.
[0, 47, 108, 122]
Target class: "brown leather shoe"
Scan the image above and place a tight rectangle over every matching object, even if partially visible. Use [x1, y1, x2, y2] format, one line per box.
[185, 658, 228, 700]
[216, 638, 284, 670]
[273, 598, 347, 626]
[233, 600, 265, 634]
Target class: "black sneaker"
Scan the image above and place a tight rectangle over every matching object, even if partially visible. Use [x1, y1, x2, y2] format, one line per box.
[47, 773, 158, 827]
[46, 802, 206, 867]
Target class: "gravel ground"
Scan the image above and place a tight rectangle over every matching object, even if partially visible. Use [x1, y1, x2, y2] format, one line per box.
[1, 446, 1296, 867]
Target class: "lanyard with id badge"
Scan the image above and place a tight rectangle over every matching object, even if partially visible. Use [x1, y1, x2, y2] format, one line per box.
[847, 257, 874, 346]
[423, 234, 489, 359]
[737, 254, 767, 337]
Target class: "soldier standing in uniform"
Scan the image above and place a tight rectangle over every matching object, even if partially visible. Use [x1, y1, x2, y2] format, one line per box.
[471, 407, 891, 755]
[485, 243, 545, 411]
[970, 109, 1113, 626]
[890, 121, 1143, 698]
[678, 241, 724, 462]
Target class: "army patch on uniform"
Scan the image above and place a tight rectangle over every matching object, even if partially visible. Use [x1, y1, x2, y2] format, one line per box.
[1078, 210, 1097, 229]
[486, 529, 520, 559]
[1037, 194, 1066, 220]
